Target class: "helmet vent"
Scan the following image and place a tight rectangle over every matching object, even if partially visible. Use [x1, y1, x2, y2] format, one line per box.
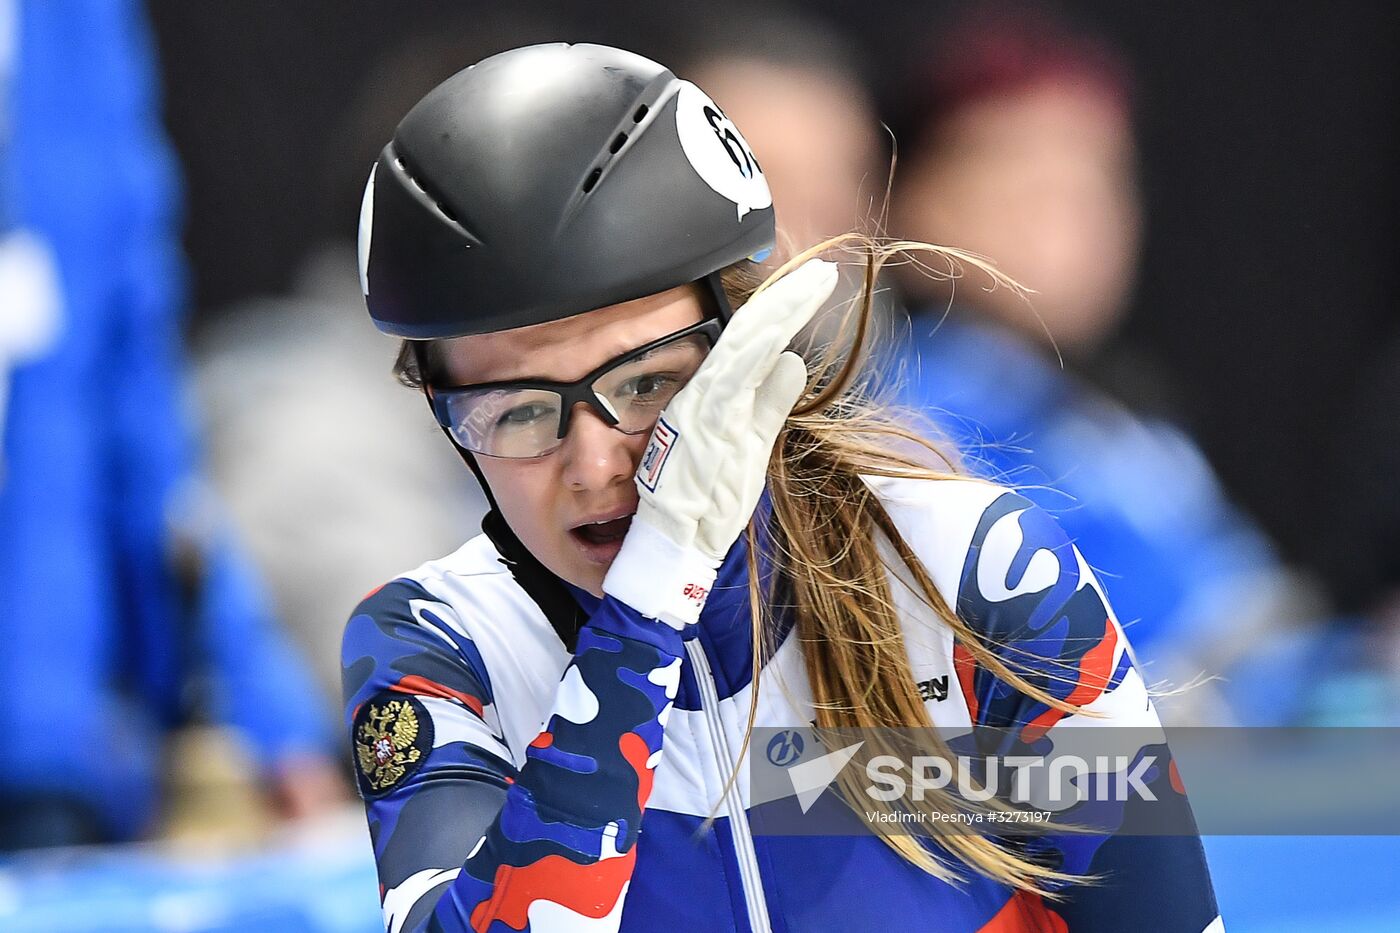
[632, 104, 648, 123]
[609, 133, 628, 154]
[388, 146, 474, 240]
[581, 167, 603, 193]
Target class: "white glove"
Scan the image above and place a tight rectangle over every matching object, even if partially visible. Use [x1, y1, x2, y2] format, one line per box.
[603, 258, 839, 628]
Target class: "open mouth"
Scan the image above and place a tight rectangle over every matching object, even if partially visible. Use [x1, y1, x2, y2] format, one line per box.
[571, 515, 633, 547]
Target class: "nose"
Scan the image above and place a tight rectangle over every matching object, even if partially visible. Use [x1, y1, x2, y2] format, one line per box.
[558, 402, 638, 492]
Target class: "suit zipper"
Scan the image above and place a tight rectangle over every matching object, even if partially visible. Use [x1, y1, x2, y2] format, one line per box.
[685, 639, 772, 933]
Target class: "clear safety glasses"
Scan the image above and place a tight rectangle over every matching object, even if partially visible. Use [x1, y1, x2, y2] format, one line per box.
[427, 317, 723, 459]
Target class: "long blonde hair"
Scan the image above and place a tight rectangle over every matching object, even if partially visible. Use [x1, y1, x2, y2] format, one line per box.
[727, 234, 1089, 895]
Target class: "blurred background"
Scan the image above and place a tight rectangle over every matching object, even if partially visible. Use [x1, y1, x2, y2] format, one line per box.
[2, 0, 1397, 930]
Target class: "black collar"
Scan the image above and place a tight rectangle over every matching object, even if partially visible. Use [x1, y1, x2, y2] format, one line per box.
[481, 507, 588, 651]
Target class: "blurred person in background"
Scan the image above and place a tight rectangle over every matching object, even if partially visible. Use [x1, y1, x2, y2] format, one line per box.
[0, 0, 339, 850]
[889, 2, 1326, 719]
[674, 5, 882, 259]
[669, 4, 897, 368]
[192, 15, 553, 701]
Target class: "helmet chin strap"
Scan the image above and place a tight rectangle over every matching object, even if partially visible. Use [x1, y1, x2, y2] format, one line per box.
[701, 269, 734, 323]
[413, 348, 587, 650]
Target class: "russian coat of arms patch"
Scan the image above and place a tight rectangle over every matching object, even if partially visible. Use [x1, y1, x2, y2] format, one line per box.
[353, 693, 433, 796]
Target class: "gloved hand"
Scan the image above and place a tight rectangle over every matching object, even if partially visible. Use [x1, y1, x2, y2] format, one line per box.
[603, 258, 839, 628]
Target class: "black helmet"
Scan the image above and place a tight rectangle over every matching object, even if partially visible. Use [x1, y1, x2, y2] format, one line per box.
[357, 43, 776, 339]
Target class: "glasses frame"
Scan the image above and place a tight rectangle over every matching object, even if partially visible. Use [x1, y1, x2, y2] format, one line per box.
[426, 316, 725, 459]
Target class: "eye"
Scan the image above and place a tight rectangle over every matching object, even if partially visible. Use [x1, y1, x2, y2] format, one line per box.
[496, 403, 554, 427]
[616, 372, 679, 400]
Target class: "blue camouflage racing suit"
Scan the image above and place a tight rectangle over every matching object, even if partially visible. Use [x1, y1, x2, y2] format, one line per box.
[342, 477, 1223, 932]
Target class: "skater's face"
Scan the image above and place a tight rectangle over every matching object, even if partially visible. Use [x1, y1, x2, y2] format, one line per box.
[434, 285, 710, 596]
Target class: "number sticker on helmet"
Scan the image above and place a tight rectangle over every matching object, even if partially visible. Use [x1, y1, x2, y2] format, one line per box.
[675, 81, 772, 221]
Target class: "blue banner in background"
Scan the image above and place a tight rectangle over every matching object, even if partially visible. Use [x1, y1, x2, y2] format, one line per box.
[1204, 836, 1400, 933]
[0, 814, 383, 933]
[2, 0, 14, 229]
[0, 822, 1396, 932]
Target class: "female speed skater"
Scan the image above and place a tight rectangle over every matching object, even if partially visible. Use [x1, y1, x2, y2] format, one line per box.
[342, 43, 1223, 933]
